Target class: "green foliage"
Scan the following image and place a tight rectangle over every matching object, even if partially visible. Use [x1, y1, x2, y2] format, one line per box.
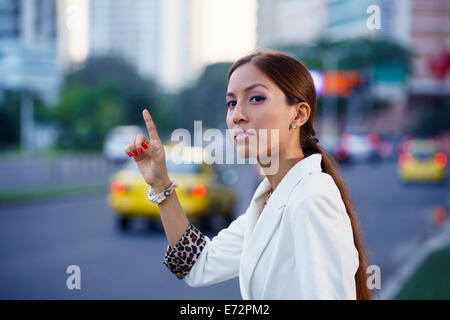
[277, 36, 411, 72]
[395, 245, 450, 299]
[0, 90, 21, 149]
[64, 55, 163, 125]
[49, 82, 123, 150]
[48, 55, 173, 150]
[174, 62, 232, 132]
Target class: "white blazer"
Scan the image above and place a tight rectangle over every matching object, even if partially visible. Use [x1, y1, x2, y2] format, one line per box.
[183, 153, 359, 299]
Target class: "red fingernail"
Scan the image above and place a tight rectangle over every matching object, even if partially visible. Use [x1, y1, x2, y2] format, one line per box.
[127, 152, 133, 157]
[132, 150, 138, 156]
[141, 142, 148, 149]
[138, 148, 143, 154]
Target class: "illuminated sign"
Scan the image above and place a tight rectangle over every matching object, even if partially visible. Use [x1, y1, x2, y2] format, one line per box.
[320, 71, 364, 97]
[310, 70, 324, 96]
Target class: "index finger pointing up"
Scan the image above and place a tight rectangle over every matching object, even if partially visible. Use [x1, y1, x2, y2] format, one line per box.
[142, 108, 160, 141]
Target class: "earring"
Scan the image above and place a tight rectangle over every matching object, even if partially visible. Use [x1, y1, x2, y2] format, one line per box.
[291, 123, 297, 129]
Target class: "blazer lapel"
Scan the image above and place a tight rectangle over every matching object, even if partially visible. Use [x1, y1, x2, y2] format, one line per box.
[241, 199, 284, 299]
[240, 153, 323, 299]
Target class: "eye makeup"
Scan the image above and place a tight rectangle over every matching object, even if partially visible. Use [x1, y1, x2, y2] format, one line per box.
[226, 94, 267, 108]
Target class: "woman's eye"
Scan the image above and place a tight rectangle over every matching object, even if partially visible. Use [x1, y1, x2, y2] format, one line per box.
[250, 96, 266, 103]
[226, 96, 265, 108]
[226, 101, 236, 108]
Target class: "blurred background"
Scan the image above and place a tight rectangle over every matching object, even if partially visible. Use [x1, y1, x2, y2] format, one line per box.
[0, 0, 449, 299]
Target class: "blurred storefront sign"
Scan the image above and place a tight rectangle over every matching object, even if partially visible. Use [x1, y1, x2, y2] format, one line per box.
[374, 63, 407, 84]
[429, 50, 450, 80]
[320, 71, 364, 97]
[372, 63, 407, 102]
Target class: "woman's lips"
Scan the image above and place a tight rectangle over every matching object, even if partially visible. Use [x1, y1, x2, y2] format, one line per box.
[234, 131, 254, 142]
[235, 133, 251, 142]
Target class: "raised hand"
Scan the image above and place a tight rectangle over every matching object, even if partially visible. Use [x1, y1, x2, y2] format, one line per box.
[125, 108, 171, 192]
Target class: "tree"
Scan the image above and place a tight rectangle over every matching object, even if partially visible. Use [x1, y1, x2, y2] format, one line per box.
[48, 82, 122, 150]
[47, 55, 174, 150]
[276, 37, 411, 125]
[0, 90, 21, 150]
[174, 62, 232, 133]
[277, 36, 411, 72]
[65, 55, 163, 125]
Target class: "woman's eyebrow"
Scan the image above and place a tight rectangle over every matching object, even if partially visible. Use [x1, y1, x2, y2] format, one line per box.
[226, 83, 268, 97]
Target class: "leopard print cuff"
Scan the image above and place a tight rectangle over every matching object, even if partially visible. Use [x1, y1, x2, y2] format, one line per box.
[163, 223, 206, 279]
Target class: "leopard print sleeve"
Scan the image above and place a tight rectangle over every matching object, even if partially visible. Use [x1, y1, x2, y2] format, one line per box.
[163, 223, 206, 279]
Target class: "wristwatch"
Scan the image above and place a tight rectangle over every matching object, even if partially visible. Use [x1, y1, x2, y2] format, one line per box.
[148, 179, 178, 204]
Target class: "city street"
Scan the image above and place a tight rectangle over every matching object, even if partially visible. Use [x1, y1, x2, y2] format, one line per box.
[0, 159, 447, 299]
[1, 0, 449, 302]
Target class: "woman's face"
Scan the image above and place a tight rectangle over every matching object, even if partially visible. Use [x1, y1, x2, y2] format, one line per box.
[226, 63, 301, 162]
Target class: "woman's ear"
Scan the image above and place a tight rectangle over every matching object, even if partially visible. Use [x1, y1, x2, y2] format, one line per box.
[294, 102, 310, 125]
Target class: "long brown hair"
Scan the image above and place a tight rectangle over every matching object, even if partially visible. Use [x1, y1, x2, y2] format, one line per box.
[227, 50, 372, 300]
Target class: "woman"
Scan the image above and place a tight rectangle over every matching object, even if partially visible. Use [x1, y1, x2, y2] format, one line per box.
[125, 51, 371, 300]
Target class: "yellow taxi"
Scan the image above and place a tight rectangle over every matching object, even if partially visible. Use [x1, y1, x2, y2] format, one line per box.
[108, 145, 236, 231]
[398, 138, 447, 183]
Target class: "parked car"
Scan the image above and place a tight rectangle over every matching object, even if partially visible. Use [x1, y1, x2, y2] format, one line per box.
[333, 132, 380, 164]
[318, 133, 340, 161]
[398, 138, 447, 183]
[103, 125, 143, 163]
[108, 145, 236, 232]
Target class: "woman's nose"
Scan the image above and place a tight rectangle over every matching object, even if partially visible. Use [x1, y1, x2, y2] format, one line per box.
[232, 102, 248, 124]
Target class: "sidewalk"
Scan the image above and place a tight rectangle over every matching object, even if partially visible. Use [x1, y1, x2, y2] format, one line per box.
[0, 181, 109, 204]
[0, 152, 121, 204]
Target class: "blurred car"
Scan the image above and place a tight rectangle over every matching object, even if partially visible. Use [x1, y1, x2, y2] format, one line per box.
[376, 135, 399, 161]
[103, 125, 143, 163]
[333, 132, 381, 164]
[319, 133, 340, 156]
[108, 145, 236, 232]
[398, 138, 447, 183]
